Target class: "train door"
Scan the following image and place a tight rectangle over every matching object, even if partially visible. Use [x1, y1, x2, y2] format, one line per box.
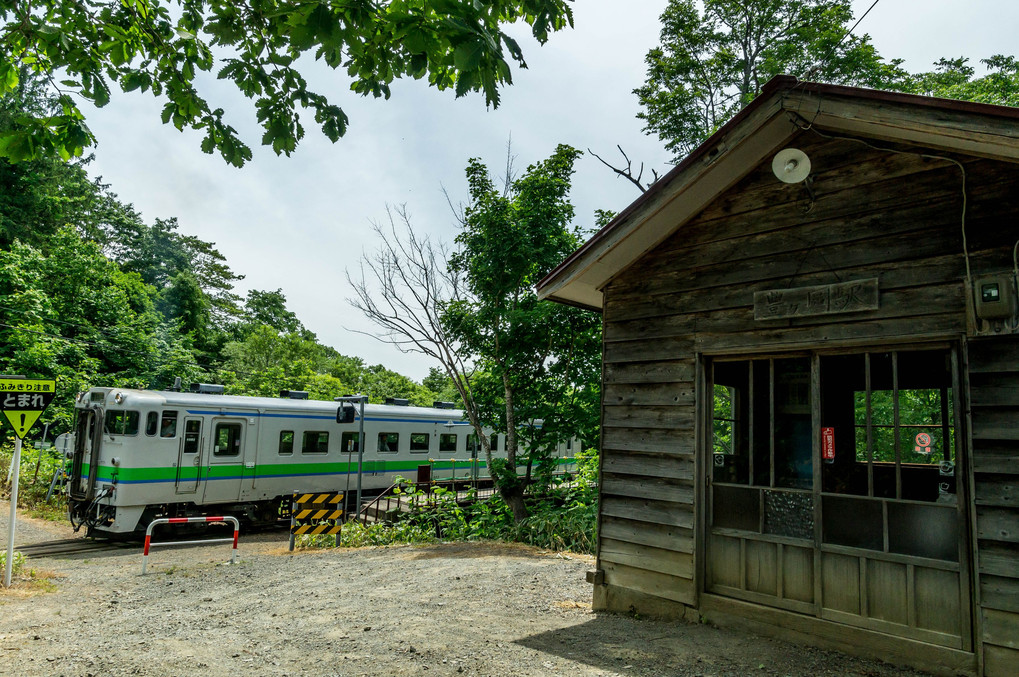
[202, 418, 245, 504]
[70, 406, 103, 501]
[175, 417, 203, 494]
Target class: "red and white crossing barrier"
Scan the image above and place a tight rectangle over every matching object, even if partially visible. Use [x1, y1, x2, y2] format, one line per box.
[141, 516, 239, 574]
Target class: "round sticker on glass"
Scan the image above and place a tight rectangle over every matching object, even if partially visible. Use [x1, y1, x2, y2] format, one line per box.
[915, 432, 932, 454]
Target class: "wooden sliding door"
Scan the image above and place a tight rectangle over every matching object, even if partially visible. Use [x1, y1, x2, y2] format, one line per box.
[705, 347, 972, 650]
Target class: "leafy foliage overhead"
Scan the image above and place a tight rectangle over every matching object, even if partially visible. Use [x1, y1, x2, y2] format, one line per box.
[0, 0, 574, 166]
[899, 55, 1019, 108]
[634, 0, 1019, 169]
[636, 0, 903, 161]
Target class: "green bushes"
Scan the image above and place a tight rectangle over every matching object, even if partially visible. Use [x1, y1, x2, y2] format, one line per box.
[0, 443, 67, 521]
[307, 451, 600, 554]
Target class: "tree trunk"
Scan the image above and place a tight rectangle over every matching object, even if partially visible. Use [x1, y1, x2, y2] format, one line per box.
[502, 483, 528, 523]
[501, 370, 529, 524]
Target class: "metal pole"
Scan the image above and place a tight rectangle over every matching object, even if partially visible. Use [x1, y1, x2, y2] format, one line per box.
[5, 436, 22, 587]
[355, 397, 365, 520]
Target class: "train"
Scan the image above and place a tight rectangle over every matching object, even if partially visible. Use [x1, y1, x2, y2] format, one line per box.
[66, 385, 577, 536]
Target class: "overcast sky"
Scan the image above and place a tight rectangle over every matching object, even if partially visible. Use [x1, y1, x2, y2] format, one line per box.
[80, 0, 1019, 382]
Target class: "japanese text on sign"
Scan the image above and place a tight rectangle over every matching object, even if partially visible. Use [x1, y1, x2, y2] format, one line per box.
[822, 427, 835, 463]
[0, 378, 57, 439]
[754, 278, 880, 320]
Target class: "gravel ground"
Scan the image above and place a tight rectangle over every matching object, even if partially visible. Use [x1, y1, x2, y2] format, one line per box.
[0, 504, 931, 677]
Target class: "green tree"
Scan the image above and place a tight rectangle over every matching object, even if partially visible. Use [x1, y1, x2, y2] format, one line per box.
[444, 144, 601, 521]
[899, 55, 1019, 107]
[240, 288, 304, 336]
[0, 227, 201, 433]
[422, 366, 461, 405]
[635, 0, 904, 162]
[0, 70, 144, 248]
[0, 0, 574, 166]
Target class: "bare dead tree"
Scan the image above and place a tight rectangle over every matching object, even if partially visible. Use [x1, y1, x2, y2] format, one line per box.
[345, 205, 496, 475]
[587, 145, 662, 193]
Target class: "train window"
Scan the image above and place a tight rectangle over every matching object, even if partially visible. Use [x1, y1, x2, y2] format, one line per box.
[183, 420, 201, 453]
[160, 411, 178, 438]
[491, 434, 499, 452]
[145, 412, 158, 436]
[214, 423, 242, 456]
[104, 411, 139, 436]
[279, 431, 294, 455]
[439, 434, 457, 453]
[377, 433, 399, 453]
[410, 433, 430, 452]
[467, 434, 481, 454]
[341, 432, 359, 453]
[302, 431, 329, 454]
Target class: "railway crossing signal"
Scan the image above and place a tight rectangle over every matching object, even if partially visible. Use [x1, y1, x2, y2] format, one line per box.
[0, 376, 56, 439]
[0, 375, 57, 588]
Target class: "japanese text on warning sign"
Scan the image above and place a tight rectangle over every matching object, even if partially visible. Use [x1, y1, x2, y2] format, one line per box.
[0, 378, 56, 439]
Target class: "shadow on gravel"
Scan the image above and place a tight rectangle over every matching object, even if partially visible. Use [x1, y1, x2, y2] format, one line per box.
[515, 615, 709, 677]
[515, 614, 930, 677]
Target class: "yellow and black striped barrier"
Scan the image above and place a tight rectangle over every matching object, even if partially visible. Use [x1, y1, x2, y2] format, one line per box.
[289, 492, 344, 551]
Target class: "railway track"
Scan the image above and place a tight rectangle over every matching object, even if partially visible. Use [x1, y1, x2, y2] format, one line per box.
[15, 519, 293, 560]
[15, 538, 137, 559]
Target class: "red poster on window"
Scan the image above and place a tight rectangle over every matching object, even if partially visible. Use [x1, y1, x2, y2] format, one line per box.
[822, 427, 835, 462]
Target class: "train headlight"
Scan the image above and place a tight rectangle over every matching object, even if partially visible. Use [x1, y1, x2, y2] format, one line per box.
[114, 392, 125, 404]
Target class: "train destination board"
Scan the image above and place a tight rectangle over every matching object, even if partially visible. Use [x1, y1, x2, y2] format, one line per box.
[0, 377, 56, 439]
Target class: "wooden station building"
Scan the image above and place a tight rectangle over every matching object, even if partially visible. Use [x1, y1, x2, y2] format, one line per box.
[537, 76, 1019, 676]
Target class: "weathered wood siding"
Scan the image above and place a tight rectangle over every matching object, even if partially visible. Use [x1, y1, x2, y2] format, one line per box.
[968, 337, 1019, 677]
[597, 130, 1019, 669]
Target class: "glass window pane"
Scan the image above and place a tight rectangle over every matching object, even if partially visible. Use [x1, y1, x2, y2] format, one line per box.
[764, 489, 813, 539]
[145, 412, 158, 436]
[410, 432, 429, 452]
[713, 361, 750, 484]
[774, 358, 812, 489]
[377, 433, 399, 453]
[712, 485, 760, 532]
[104, 411, 139, 436]
[822, 495, 883, 550]
[279, 430, 294, 455]
[214, 423, 241, 456]
[183, 420, 201, 453]
[439, 434, 457, 453]
[887, 502, 959, 561]
[341, 432, 359, 453]
[302, 431, 329, 454]
[160, 411, 178, 438]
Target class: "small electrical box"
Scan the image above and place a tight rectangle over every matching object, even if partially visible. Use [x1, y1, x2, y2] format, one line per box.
[973, 273, 1017, 320]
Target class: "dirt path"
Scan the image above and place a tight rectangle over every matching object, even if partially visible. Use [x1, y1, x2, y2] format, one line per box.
[0, 506, 929, 677]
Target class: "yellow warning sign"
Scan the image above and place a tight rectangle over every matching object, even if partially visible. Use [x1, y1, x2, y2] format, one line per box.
[0, 378, 57, 439]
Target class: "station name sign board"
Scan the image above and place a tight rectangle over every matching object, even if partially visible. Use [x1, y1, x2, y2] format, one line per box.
[755, 278, 880, 321]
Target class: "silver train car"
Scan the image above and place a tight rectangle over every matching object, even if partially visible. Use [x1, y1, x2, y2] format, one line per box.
[67, 386, 577, 535]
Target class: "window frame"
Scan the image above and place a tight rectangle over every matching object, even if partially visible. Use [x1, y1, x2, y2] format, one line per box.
[213, 421, 243, 457]
[159, 410, 178, 439]
[409, 432, 430, 453]
[279, 430, 294, 455]
[377, 432, 399, 453]
[301, 431, 330, 455]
